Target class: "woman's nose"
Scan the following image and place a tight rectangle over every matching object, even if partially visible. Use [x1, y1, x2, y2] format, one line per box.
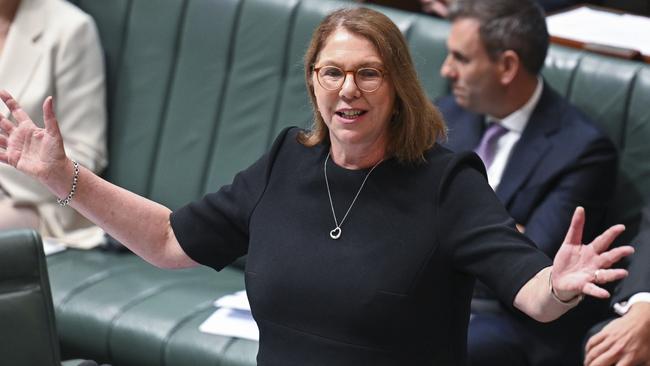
[339, 72, 361, 99]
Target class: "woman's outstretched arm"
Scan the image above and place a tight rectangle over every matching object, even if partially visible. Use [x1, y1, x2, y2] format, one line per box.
[0, 90, 198, 269]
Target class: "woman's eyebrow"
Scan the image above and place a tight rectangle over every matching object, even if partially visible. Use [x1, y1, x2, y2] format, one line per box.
[315, 59, 385, 69]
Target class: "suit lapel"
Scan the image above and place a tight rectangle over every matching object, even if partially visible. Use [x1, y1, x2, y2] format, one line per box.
[447, 112, 484, 152]
[495, 84, 562, 205]
[0, 0, 45, 117]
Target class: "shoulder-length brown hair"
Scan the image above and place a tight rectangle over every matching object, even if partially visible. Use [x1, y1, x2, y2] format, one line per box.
[299, 7, 446, 164]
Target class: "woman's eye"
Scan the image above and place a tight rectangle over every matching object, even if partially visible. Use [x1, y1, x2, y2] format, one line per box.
[358, 68, 381, 79]
[322, 68, 343, 78]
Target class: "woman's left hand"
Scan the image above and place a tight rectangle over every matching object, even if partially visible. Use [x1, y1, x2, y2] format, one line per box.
[551, 207, 634, 301]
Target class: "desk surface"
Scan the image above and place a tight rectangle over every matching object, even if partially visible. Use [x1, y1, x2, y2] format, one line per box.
[547, 5, 650, 63]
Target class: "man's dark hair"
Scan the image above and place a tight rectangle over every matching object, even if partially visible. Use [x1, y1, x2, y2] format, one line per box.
[448, 0, 549, 75]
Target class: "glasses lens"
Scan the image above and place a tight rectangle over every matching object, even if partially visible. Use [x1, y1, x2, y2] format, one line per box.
[356, 68, 383, 92]
[318, 66, 344, 90]
[316, 66, 384, 92]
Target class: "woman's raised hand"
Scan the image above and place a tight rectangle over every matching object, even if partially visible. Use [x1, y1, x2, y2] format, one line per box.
[551, 207, 635, 302]
[0, 90, 68, 184]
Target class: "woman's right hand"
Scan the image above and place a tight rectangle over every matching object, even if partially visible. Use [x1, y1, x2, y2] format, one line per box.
[0, 90, 70, 187]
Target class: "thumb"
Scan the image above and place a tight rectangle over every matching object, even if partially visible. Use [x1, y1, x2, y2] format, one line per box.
[42, 96, 62, 137]
[563, 206, 585, 245]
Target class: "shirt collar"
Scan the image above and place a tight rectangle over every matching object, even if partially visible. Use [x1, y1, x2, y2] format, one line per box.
[486, 77, 543, 134]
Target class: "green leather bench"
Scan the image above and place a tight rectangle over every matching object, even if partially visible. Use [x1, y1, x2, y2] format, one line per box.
[24, 0, 650, 365]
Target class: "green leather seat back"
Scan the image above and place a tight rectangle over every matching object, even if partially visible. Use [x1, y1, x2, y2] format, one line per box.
[570, 54, 642, 146]
[542, 45, 584, 96]
[148, 0, 242, 208]
[0, 230, 61, 366]
[273, 0, 343, 139]
[407, 16, 451, 98]
[203, 0, 303, 191]
[76, 0, 130, 117]
[100, 0, 188, 197]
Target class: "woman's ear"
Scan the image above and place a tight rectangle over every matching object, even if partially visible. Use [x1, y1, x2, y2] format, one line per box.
[498, 50, 520, 85]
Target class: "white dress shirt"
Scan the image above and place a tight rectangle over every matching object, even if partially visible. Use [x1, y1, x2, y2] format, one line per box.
[485, 79, 543, 190]
[614, 292, 650, 315]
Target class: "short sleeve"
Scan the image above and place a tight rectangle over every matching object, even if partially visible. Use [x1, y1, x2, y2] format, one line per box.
[438, 153, 552, 309]
[170, 127, 295, 270]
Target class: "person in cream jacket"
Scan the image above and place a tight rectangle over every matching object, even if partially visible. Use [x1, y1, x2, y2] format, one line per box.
[0, 0, 107, 241]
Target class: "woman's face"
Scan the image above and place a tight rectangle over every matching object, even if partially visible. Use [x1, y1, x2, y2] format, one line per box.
[312, 28, 396, 157]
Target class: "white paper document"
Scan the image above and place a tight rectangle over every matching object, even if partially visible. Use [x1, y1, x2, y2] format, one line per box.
[547, 6, 650, 56]
[42, 238, 67, 256]
[199, 290, 259, 341]
[214, 290, 252, 311]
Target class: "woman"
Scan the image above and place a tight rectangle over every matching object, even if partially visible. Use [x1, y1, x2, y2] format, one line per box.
[0, 7, 633, 366]
[0, 0, 107, 239]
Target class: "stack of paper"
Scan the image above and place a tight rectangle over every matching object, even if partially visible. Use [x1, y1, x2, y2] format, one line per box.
[547, 6, 650, 56]
[199, 290, 259, 341]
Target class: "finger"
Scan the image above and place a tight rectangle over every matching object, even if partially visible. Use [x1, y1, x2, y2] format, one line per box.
[563, 206, 585, 245]
[582, 282, 610, 299]
[590, 348, 621, 366]
[42, 96, 62, 136]
[591, 224, 626, 253]
[593, 268, 628, 284]
[598, 245, 635, 268]
[615, 358, 630, 366]
[0, 116, 15, 134]
[585, 334, 608, 365]
[615, 353, 638, 366]
[586, 330, 606, 353]
[0, 134, 7, 149]
[590, 338, 625, 366]
[0, 151, 7, 164]
[0, 89, 32, 123]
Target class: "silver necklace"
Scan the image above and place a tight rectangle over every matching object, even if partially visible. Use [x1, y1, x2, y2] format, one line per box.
[324, 151, 383, 240]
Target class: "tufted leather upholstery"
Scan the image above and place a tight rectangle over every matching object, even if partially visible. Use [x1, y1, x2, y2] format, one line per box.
[4, 0, 644, 365]
[0, 230, 94, 366]
[0, 230, 62, 365]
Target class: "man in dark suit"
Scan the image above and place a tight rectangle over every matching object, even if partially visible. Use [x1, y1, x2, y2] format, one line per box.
[435, 0, 618, 365]
[584, 206, 650, 366]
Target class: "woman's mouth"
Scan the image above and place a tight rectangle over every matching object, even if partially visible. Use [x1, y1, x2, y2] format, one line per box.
[335, 109, 367, 121]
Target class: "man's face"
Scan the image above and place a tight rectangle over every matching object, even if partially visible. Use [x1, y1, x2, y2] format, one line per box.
[440, 18, 503, 114]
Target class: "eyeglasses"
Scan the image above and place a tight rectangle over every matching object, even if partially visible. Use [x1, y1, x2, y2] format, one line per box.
[313, 65, 385, 93]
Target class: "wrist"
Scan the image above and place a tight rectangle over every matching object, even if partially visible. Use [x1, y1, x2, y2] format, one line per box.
[56, 160, 79, 206]
[42, 158, 77, 202]
[549, 270, 583, 306]
[627, 302, 650, 317]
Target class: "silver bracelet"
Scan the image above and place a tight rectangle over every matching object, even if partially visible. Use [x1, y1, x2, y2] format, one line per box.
[56, 160, 79, 207]
[548, 270, 583, 306]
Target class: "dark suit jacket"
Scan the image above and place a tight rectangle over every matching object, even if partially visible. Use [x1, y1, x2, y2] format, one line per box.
[437, 84, 617, 258]
[436, 84, 618, 366]
[613, 205, 650, 304]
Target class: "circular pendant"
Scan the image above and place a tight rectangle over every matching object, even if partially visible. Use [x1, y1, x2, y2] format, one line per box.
[330, 227, 342, 240]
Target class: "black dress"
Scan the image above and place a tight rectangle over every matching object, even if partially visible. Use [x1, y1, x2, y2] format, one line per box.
[171, 127, 551, 366]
